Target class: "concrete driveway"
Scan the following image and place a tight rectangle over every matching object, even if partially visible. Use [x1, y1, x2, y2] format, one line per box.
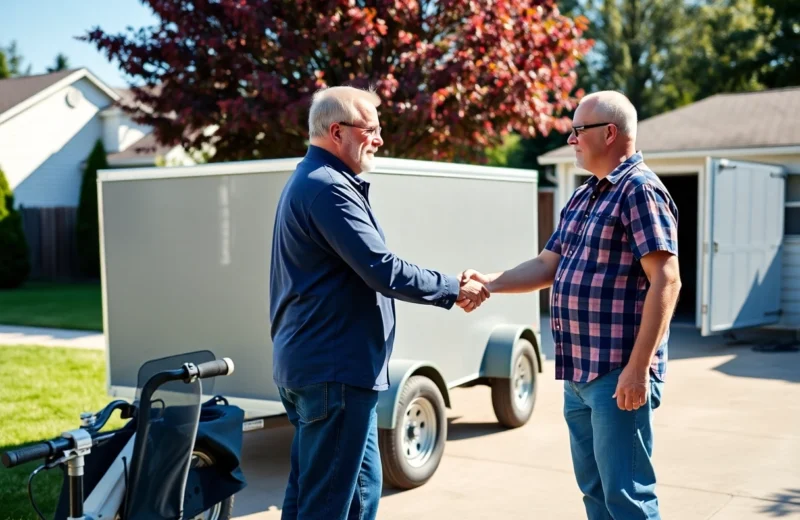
[231, 321, 800, 519]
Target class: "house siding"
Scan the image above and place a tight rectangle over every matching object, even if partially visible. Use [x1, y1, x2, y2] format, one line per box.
[782, 235, 800, 328]
[101, 110, 150, 153]
[0, 77, 113, 208]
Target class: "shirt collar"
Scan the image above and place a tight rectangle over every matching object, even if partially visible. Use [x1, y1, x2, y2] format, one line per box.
[605, 151, 644, 184]
[305, 145, 369, 191]
[583, 151, 644, 189]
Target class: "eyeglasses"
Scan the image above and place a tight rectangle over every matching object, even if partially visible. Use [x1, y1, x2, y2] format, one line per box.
[571, 122, 613, 136]
[338, 121, 382, 137]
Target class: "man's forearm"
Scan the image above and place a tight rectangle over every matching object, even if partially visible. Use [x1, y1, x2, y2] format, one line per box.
[628, 277, 682, 372]
[485, 253, 558, 294]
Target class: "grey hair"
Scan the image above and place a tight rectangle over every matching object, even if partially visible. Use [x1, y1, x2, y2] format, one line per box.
[308, 86, 381, 139]
[579, 91, 638, 139]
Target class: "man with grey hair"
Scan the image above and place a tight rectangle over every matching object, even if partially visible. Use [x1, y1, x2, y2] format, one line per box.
[269, 85, 489, 520]
[461, 90, 681, 519]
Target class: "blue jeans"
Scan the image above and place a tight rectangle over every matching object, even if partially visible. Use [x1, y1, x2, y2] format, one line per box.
[564, 368, 664, 520]
[278, 382, 382, 520]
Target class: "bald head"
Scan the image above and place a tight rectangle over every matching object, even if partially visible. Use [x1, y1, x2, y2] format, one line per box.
[579, 91, 638, 140]
[308, 86, 381, 139]
[567, 90, 639, 177]
[307, 85, 385, 175]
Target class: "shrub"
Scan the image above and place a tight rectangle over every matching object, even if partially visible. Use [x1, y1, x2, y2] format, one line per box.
[0, 166, 31, 288]
[76, 140, 108, 278]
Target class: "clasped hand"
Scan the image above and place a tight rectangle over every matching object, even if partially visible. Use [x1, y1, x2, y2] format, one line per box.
[456, 269, 490, 312]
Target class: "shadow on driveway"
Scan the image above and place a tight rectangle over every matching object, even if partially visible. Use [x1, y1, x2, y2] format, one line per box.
[446, 417, 507, 441]
[759, 488, 800, 517]
[666, 324, 800, 383]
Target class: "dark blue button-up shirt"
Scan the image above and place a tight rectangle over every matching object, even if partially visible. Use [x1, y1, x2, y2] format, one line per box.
[270, 146, 461, 391]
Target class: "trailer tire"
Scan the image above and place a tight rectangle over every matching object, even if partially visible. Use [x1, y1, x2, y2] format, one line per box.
[491, 339, 538, 428]
[188, 449, 235, 520]
[379, 375, 447, 490]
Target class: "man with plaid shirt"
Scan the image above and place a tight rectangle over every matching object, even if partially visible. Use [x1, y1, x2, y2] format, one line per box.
[461, 91, 681, 519]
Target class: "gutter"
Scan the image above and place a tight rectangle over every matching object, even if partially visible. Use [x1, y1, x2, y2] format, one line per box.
[538, 145, 800, 165]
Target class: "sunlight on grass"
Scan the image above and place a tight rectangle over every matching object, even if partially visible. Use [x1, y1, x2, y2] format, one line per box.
[0, 282, 102, 331]
[0, 345, 125, 519]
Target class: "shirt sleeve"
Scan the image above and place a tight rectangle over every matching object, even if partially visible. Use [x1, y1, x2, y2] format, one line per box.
[308, 183, 461, 309]
[544, 205, 566, 255]
[620, 183, 679, 260]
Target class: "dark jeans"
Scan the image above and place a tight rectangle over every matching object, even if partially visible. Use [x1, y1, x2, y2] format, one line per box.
[564, 368, 664, 520]
[278, 382, 382, 520]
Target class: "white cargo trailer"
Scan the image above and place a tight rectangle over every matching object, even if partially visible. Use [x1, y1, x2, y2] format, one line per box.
[97, 156, 543, 489]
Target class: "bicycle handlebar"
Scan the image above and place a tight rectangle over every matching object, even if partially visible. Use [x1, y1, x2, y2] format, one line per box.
[2, 357, 234, 470]
[2, 400, 132, 469]
[195, 358, 234, 379]
[2, 438, 72, 468]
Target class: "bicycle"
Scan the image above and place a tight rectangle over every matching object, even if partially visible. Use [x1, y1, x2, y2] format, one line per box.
[2, 350, 247, 520]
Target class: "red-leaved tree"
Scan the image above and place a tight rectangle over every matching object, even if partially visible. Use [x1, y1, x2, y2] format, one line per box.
[82, 0, 592, 162]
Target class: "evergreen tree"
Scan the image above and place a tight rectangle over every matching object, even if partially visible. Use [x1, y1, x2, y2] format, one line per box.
[76, 140, 108, 279]
[0, 167, 31, 288]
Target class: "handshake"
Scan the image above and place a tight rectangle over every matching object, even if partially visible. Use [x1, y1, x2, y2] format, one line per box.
[455, 269, 491, 313]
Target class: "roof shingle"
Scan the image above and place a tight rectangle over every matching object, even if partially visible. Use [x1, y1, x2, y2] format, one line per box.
[0, 69, 78, 115]
[541, 87, 800, 161]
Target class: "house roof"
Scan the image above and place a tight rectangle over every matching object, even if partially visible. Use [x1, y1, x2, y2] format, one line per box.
[0, 68, 120, 125]
[0, 69, 77, 115]
[539, 87, 800, 164]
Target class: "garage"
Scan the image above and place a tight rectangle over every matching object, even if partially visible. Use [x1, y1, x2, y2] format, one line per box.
[539, 87, 800, 336]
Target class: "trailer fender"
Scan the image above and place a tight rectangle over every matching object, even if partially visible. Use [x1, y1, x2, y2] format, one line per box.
[377, 359, 451, 430]
[480, 324, 543, 379]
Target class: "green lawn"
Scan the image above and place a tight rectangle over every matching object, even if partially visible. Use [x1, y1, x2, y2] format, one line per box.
[0, 345, 124, 520]
[0, 282, 102, 331]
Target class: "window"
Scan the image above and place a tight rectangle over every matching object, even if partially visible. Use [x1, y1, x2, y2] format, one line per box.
[786, 175, 800, 235]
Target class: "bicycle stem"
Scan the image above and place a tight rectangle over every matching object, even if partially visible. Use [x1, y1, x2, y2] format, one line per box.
[67, 456, 84, 520]
[61, 428, 93, 520]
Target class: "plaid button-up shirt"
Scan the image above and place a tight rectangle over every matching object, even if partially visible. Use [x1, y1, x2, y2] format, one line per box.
[545, 152, 679, 383]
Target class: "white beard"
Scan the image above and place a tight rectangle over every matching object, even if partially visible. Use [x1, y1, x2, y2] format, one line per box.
[360, 152, 376, 173]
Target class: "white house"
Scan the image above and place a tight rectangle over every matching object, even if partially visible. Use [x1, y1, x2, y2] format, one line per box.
[0, 67, 195, 209]
[539, 87, 800, 335]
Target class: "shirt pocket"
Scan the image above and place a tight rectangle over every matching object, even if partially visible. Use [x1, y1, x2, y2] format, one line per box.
[583, 212, 621, 251]
[284, 382, 329, 424]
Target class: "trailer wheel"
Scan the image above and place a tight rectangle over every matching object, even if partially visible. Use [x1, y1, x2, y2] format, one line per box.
[491, 339, 538, 428]
[379, 375, 447, 489]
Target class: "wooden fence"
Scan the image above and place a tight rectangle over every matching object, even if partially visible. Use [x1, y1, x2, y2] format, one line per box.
[19, 207, 84, 281]
[538, 190, 555, 314]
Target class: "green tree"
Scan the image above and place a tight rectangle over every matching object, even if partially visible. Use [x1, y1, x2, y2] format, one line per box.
[489, 0, 793, 171]
[485, 134, 523, 168]
[47, 53, 71, 73]
[3, 41, 31, 76]
[0, 167, 31, 288]
[575, 0, 686, 119]
[753, 0, 800, 88]
[0, 50, 10, 79]
[76, 140, 108, 279]
[655, 0, 773, 114]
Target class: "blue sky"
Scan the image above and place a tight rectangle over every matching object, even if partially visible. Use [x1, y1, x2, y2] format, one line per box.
[1, 0, 160, 88]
